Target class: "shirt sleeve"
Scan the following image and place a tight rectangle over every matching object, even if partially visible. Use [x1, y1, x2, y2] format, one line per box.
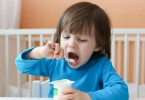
[15, 48, 56, 77]
[88, 59, 129, 100]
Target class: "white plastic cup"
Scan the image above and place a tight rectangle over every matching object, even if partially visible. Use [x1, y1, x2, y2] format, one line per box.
[50, 79, 74, 100]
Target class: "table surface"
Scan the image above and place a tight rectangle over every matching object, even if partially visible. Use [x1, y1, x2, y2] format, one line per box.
[0, 97, 53, 100]
[0, 97, 145, 100]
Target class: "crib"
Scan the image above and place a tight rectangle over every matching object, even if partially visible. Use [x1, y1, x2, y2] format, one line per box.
[0, 28, 145, 98]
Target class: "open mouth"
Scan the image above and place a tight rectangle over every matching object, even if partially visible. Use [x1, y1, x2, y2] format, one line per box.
[68, 52, 79, 65]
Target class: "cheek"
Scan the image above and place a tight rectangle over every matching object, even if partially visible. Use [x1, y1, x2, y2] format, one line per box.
[60, 42, 65, 49]
[80, 51, 93, 66]
[80, 44, 95, 59]
[82, 50, 93, 58]
[60, 39, 67, 49]
[80, 47, 94, 59]
[60, 37, 64, 46]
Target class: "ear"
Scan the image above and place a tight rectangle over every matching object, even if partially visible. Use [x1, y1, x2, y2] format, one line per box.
[94, 47, 102, 52]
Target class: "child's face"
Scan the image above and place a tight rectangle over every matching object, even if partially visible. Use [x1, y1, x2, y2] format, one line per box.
[60, 32, 98, 68]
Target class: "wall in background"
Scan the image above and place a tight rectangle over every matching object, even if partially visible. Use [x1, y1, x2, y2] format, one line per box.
[20, 0, 145, 28]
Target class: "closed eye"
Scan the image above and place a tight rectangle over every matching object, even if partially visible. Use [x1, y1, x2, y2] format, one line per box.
[63, 36, 70, 39]
[78, 39, 87, 42]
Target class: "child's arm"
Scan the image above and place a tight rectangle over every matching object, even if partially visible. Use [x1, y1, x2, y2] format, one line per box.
[15, 41, 64, 76]
[24, 41, 64, 60]
[88, 61, 129, 100]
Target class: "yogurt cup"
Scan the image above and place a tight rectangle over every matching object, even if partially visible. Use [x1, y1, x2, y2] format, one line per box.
[50, 79, 74, 100]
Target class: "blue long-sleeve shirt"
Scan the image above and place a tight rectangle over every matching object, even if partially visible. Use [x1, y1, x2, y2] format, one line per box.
[15, 48, 129, 100]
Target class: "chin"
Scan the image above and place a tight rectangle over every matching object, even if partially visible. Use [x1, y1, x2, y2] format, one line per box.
[68, 63, 80, 69]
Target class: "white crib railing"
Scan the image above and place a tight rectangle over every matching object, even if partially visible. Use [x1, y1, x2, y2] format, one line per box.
[112, 29, 145, 98]
[0, 28, 145, 98]
[0, 29, 55, 97]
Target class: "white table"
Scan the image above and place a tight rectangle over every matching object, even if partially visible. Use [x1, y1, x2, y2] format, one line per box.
[130, 99, 145, 100]
[0, 97, 145, 100]
[0, 97, 53, 100]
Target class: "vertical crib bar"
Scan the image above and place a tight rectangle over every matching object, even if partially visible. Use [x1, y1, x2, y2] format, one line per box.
[124, 34, 128, 83]
[133, 40, 136, 84]
[51, 34, 55, 41]
[141, 41, 145, 84]
[118, 41, 121, 75]
[135, 34, 140, 97]
[28, 34, 33, 97]
[5, 34, 9, 96]
[40, 34, 44, 82]
[17, 34, 21, 96]
[111, 34, 115, 66]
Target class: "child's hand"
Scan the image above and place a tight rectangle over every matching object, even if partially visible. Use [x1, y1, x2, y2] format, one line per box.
[28, 41, 64, 59]
[58, 87, 91, 100]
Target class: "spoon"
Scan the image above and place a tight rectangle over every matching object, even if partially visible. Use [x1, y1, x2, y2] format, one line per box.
[64, 55, 75, 63]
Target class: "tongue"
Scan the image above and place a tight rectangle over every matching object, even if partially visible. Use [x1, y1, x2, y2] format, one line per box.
[73, 58, 78, 62]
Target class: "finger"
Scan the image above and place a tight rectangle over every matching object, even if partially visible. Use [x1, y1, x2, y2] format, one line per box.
[62, 87, 76, 95]
[46, 41, 55, 49]
[54, 43, 60, 55]
[53, 54, 59, 59]
[55, 48, 64, 59]
[46, 50, 54, 59]
[59, 94, 75, 100]
[45, 41, 55, 57]
[52, 43, 60, 59]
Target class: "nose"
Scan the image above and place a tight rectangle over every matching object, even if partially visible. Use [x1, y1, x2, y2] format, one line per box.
[68, 37, 77, 48]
